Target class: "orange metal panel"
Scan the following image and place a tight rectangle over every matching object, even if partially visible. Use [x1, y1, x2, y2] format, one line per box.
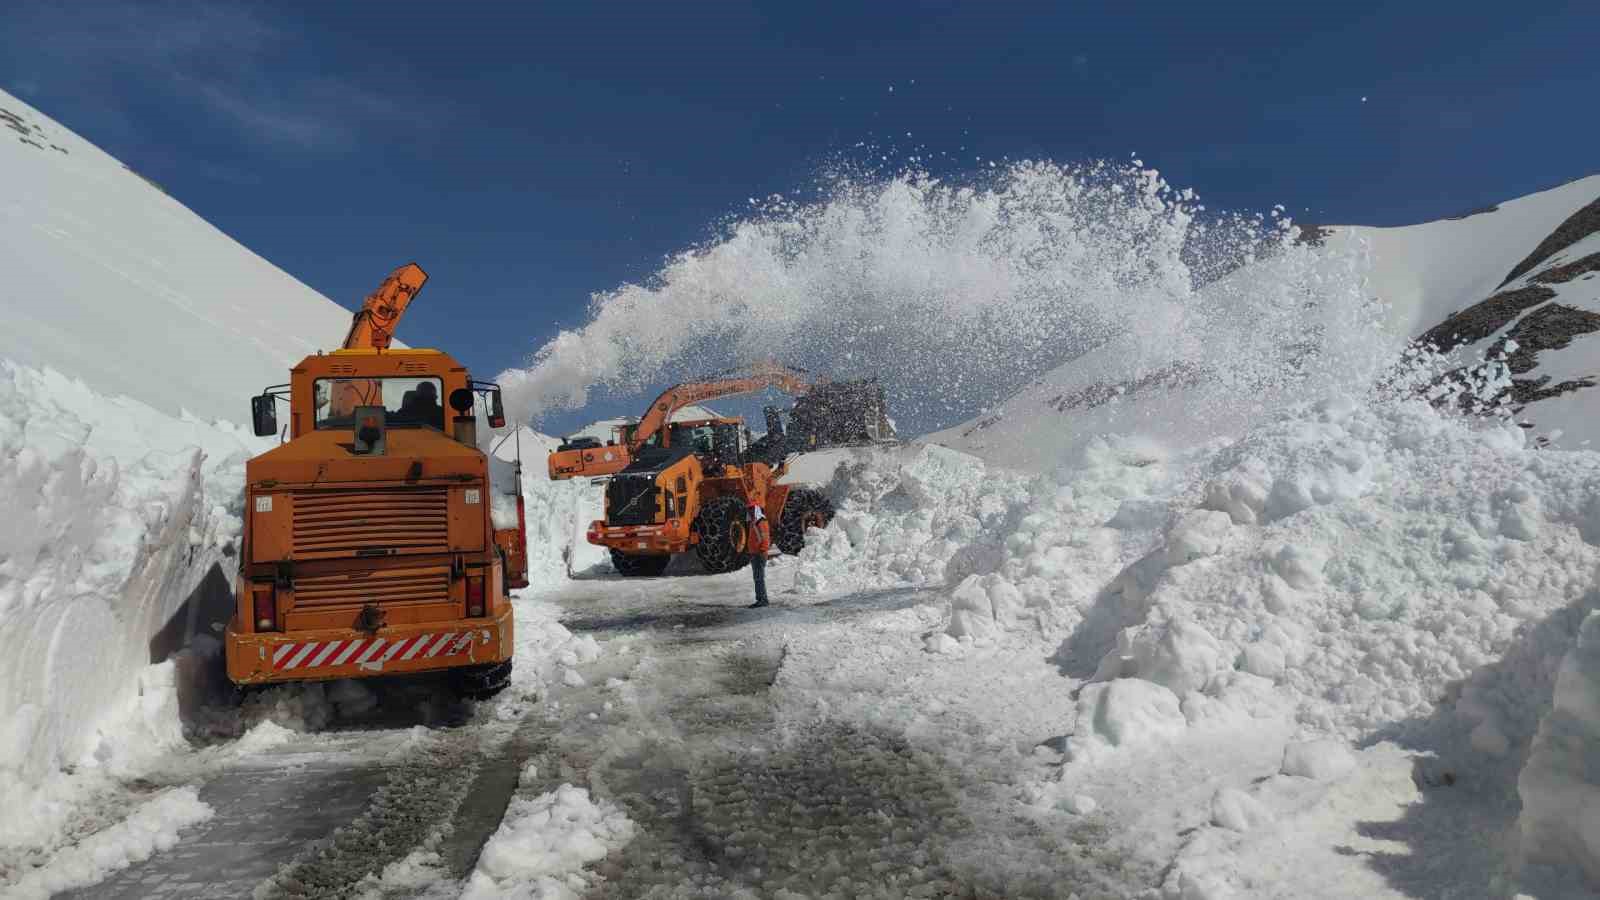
[448, 485, 487, 552]
[225, 605, 511, 686]
[250, 491, 292, 563]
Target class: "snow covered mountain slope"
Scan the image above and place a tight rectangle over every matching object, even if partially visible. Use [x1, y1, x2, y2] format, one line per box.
[0, 88, 352, 424]
[934, 175, 1600, 470]
[1334, 175, 1600, 342]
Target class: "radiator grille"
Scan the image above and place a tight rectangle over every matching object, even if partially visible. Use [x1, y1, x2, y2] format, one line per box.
[606, 475, 659, 526]
[292, 566, 451, 608]
[292, 489, 449, 560]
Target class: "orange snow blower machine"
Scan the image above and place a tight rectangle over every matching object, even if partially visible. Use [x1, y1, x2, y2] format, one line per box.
[547, 362, 837, 576]
[225, 264, 527, 698]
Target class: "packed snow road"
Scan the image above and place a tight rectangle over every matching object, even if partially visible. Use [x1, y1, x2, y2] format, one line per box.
[54, 562, 1152, 899]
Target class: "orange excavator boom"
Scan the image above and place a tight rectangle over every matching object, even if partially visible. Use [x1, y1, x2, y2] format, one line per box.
[629, 360, 811, 452]
[546, 361, 814, 481]
[343, 263, 429, 350]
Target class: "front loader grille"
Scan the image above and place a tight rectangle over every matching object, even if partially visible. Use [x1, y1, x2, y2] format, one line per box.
[606, 475, 660, 526]
[292, 489, 449, 560]
[293, 566, 452, 609]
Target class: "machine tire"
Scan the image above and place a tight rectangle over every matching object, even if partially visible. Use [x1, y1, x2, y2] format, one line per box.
[692, 495, 750, 574]
[776, 487, 834, 555]
[451, 660, 512, 701]
[610, 550, 671, 577]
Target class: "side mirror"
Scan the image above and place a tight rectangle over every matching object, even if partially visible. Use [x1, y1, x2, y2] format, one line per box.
[487, 388, 506, 429]
[251, 394, 278, 437]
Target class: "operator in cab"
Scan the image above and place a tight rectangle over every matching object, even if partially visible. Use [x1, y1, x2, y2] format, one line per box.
[397, 381, 444, 430]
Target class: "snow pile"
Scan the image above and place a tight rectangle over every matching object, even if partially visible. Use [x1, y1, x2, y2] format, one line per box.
[794, 436, 1185, 627]
[5, 786, 213, 900]
[505, 593, 603, 703]
[463, 770, 634, 900]
[794, 444, 1029, 594]
[491, 428, 608, 586]
[797, 380, 1600, 888]
[0, 361, 259, 854]
[1092, 394, 1599, 743]
[1520, 610, 1600, 880]
[0, 88, 354, 424]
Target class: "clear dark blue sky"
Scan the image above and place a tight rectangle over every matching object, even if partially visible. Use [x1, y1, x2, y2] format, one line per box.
[4, 0, 1597, 429]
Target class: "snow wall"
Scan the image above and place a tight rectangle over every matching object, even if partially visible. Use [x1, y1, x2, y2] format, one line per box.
[0, 366, 601, 860]
[0, 361, 261, 849]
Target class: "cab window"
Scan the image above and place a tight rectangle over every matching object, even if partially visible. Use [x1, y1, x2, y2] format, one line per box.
[313, 377, 445, 431]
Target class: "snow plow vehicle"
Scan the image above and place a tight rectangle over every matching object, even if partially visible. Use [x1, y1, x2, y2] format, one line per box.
[225, 264, 526, 698]
[548, 362, 839, 576]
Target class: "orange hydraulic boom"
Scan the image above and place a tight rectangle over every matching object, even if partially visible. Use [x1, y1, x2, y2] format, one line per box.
[344, 263, 428, 350]
[547, 361, 813, 480]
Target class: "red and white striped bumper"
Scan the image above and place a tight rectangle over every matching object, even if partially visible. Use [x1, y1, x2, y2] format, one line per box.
[225, 606, 513, 685]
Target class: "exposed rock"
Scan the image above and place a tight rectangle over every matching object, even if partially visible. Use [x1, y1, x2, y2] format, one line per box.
[1497, 304, 1600, 375]
[1501, 194, 1600, 287]
[1416, 286, 1556, 353]
[1531, 252, 1600, 286]
[1047, 360, 1211, 414]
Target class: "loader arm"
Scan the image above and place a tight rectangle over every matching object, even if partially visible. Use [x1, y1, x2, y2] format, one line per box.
[630, 361, 811, 451]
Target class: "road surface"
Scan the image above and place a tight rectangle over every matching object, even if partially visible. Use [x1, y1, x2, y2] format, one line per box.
[65, 565, 1147, 898]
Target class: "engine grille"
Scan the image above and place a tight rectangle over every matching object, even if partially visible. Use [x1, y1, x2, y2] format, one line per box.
[293, 566, 451, 609]
[292, 489, 449, 560]
[606, 475, 660, 526]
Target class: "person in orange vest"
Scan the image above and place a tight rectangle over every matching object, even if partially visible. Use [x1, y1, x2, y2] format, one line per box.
[746, 501, 773, 608]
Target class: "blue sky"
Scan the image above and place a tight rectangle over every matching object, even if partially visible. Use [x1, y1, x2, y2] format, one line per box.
[3, 1, 1597, 435]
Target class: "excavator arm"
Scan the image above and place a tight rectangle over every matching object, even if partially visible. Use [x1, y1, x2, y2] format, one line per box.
[343, 263, 428, 350]
[546, 361, 813, 481]
[629, 361, 810, 452]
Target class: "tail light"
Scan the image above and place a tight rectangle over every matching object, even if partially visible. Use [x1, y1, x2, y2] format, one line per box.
[253, 585, 278, 632]
[466, 576, 485, 617]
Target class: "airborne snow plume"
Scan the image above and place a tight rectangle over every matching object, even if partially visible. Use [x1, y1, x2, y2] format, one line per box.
[498, 161, 1386, 441]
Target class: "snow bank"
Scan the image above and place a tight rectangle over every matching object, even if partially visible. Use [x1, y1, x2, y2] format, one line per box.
[801, 379, 1600, 887]
[499, 592, 604, 707]
[1520, 610, 1600, 880]
[0, 361, 258, 853]
[5, 786, 213, 900]
[463, 773, 634, 900]
[491, 428, 609, 587]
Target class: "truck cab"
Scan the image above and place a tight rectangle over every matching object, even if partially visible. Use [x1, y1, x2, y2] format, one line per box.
[225, 347, 523, 697]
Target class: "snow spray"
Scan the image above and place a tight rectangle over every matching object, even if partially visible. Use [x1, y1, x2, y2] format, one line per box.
[498, 160, 1391, 439]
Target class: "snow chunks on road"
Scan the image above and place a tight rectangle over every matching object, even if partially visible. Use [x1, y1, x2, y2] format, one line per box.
[464, 774, 635, 900]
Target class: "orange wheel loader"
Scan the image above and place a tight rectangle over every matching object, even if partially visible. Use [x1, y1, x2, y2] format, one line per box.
[548, 362, 837, 576]
[225, 264, 527, 698]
